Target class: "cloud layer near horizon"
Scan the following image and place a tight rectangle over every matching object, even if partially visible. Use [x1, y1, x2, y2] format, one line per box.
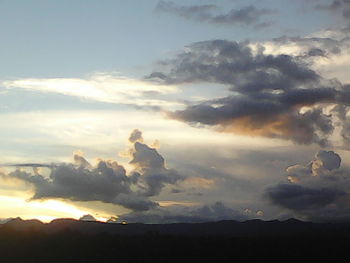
[265, 150, 350, 221]
[118, 201, 253, 224]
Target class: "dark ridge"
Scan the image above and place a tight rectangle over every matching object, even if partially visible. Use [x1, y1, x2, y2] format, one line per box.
[0, 218, 350, 262]
[3, 217, 45, 231]
[1, 217, 349, 237]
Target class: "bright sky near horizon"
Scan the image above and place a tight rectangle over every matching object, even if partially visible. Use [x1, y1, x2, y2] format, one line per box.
[1, 0, 350, 223]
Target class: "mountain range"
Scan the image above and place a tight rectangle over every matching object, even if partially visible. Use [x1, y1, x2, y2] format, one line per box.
[2, 217, 350, 237]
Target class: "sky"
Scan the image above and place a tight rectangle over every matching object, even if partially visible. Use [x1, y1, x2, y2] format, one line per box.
[1, 0, 350, 223]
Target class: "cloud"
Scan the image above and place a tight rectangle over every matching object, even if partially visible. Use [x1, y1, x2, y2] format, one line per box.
[332, 104, 350, 148]
[155, 1, 274, 28]
[128, 129, 143, 143]
[1, 130, 184, 212]
[1, 73, 180, 108]
[262, 34, 348, 57]
[5, 163, 54, 168]
[286, 150, 341, 182]
[118, 201, 250, 223]
[315, 150, 341, 170]
[266, 184, 345, 211]
[79, 214, 97, 221]
[252, 27, 350, 86]
[148, 39, 320, 89]
[156, 1, 217, 20]
[265, 150, 350, 221]
[147, 39, 350, 146]
[315, 0, 350, 21]
[130, 141, 184, 196]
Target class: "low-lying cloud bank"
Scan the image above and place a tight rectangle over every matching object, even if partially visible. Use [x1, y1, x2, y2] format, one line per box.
[117, 201, 256, 224]
[265, 150, 350, 222]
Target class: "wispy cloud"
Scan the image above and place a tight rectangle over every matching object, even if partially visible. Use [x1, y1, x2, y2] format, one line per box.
[1, 73, 181, 108]
[155, 1, 274, 28]
[315, 0, 350, 21]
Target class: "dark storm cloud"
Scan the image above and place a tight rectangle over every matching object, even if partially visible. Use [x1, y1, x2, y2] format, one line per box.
[265, 184, 345, 210]
[265, 150, 350, 221]
[155, 1, 273, 28]
[147, 39, 350, 146]
[2, 130, 184, 211]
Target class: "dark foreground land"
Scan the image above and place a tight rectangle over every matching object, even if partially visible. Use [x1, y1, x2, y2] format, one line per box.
[0, 218, 350, 262]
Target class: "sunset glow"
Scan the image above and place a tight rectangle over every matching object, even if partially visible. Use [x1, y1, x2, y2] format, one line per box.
[0, 0, 350, 225]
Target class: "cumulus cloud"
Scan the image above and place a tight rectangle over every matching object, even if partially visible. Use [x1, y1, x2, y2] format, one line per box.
[315, 150, 341, 170]
[130, 142, 184, 197]
[155, 1, 274, 28]
[285, 150, 341, 182]
[147, 39, 350, 146]
[265, 150, 350, 221]
[128, 129, 144, 143]
[1, 130, 184, 212]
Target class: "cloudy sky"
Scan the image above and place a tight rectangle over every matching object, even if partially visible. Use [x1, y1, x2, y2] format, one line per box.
[1, 0, 350, 223]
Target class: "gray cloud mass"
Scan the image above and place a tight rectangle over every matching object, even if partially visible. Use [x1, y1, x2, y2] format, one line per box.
[148, 40, 350, 146]
[147, 38, 350, 146]
[130, 141, 184, 197]
[265, 150, 350, 221]
[1, 130, 184, 212]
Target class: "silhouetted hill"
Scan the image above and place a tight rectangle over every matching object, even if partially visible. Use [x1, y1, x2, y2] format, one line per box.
[4, 217, 45, 231]
[0, 218, 350, 262]
[2, 217, 350, 237]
